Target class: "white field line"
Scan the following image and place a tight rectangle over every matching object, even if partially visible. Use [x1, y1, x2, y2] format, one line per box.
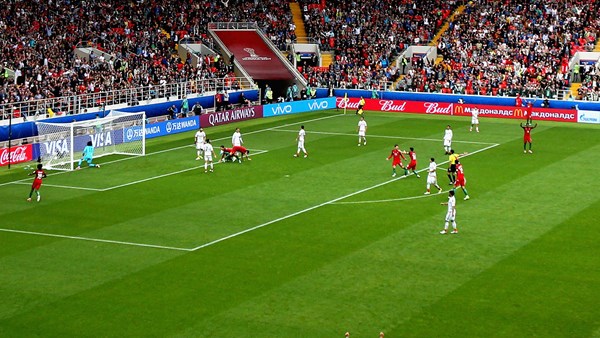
[0, 228, 193, 251]
[99, 149, 268, 191]
[11, 181, 104, 192]
[5, 149, 268, 192]
[0, 113, 343, 189]
[332, 190, 450, 205]
[271, 129, 498, 145]
[190, 142, 499, 251]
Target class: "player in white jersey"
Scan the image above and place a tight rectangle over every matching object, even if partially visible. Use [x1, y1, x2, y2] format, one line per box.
[202, 139, 217, 173]
[357, 116, 367, 146]
[231, 127, 243, 147]
[293, 125, 308, 158]
[470, 107, 480, 132]
[443, 125, 453, 154]
[440, 190, 458, 234]
[424, 157, 443, 195]
[194, 127, 206, 160]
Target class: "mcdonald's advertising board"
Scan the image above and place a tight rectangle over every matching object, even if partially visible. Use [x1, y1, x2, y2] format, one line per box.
[336, 98, 577, 122]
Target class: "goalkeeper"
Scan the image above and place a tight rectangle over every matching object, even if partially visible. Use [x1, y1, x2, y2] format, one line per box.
[76, 141, 101, 170]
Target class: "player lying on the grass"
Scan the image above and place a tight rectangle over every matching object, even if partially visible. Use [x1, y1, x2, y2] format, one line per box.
[220, 145, 251, 163]
[520, 121, 538, 153]
[27, 163, 47, 202]
[76, 141, 100, 170]
[452, 159, 470, 200]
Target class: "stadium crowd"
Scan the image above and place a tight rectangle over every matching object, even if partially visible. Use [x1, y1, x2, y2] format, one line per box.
[400, 0, 600, 99]
[0, 0, 295, 113]
[297, 0, 458, 89]
[0, 0, 599, 118]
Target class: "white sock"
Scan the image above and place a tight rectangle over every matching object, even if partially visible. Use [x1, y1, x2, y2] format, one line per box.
[444, 221, 449, 230]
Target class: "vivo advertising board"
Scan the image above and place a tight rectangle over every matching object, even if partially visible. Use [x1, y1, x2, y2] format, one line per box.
[123, 116, 199, 142]
[263, 97, 336, 117]
[200, 106, 263, 127]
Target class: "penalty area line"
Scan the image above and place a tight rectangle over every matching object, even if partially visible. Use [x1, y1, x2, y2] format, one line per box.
[100, 149, 269, 191]
[0, 228, 193, 251]
[332, 190, 450, 205]
[189, 143, 501, 251]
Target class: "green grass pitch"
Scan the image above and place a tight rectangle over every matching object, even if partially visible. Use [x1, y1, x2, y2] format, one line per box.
[1, 110, 600, 337]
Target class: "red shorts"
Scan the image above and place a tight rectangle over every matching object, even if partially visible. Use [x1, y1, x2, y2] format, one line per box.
[524, 135, 532, 143]
[32, 180, 42, 190]
[392, 159, 402, 167]
[407, 161, 416, 170]
[454, 178, 466, 188]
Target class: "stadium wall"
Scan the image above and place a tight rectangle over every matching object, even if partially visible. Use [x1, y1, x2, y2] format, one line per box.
[0, 90, 259, 142]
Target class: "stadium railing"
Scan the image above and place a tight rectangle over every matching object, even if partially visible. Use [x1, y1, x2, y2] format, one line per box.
[0, 77, 256, 123]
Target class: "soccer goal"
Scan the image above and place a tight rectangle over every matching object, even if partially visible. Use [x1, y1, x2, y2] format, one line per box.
[36, 111, 146, 171]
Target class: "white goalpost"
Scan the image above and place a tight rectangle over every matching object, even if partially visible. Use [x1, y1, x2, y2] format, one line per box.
[36, 111, 146, 171]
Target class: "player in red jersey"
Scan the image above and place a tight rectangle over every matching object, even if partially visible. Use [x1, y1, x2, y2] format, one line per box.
[231, 145, 251, 162]
[27, 163, 47, 202]
[452, 160, 470, 200]
[520, 122, 537, 153]
[525, 101, 534, 124]
[515, 93, 522, 108]
[406, 147, 420, 178]
[386, 144, 408, 177]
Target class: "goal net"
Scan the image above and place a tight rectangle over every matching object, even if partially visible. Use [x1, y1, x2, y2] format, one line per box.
[36, 110, 146, 171]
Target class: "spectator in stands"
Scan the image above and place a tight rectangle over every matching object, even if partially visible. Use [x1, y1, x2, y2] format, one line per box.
[264, 85, 274, 104]
[181, 98, 189, 115]
[238, 92, 251, 107]
[192, 102, 204, 115]
[167, 105, 179, 119]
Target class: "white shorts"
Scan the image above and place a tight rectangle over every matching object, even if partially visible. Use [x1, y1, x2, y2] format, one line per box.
[445, 211, 455, 222]
[297, 140, 305, 150]
[471, 117, 479, 124]
[358, 131, 366, 137]
[443, 139, 452, 147]
[427, 175, 437, 185]
[196, 143, 205, 150]
[204, 154, 213, 161]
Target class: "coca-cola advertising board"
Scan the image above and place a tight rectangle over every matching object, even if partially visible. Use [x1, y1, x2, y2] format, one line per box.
[337, 97, 577, 122]
[0, 144, 34, 166]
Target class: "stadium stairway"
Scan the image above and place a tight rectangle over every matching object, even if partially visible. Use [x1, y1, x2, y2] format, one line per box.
[569, 82, 582, 100]
[391, 4, 466, 90]
[289, 2, 308, 42]
[321, 52, 333, 67]
[595, 39, 600, 52]
[430, 4, 466, 48]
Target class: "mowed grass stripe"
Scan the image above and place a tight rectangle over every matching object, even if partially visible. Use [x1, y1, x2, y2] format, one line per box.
[392, 199, 600, 338]
[170, 140, 600, 337]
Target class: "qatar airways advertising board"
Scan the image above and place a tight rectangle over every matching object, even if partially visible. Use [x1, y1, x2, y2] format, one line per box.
[200, 106, 264, 127]
[337, 98, 577, 122]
